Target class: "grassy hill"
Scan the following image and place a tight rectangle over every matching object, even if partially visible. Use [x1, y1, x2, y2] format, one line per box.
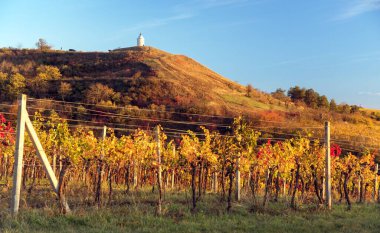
[0, 46, 286, 114]
[1, 46, 380, 153]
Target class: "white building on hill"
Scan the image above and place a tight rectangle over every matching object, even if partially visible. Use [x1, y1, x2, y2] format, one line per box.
[137, 33, 145, 47]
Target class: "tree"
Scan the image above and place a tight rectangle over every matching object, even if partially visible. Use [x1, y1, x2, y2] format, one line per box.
[246, 84, 253, 97]
[318, 95, 330, 109]
[36, 65, 62, 80]
[288, 86, 306, 103]
[0, 72, 25, 101]
[7, 73, 26, 100]
[304, 89, 319, 108]
[58, 82, 72, 101]
[339, 104, 351, 114]
[0, 72, 8, 100]
[35, 38, 52, 50]
[350, 105, 360, 114]
[29, 65, 61, 97]
[271, 88, 287, 101]
[85, 83, 117, 104]
[330, 99, 337, 112]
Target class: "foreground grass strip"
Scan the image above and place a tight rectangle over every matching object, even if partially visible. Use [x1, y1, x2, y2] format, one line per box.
[0, 204, 379, 233]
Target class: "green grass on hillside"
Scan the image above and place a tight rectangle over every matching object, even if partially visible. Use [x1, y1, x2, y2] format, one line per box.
[221, 93, 286, 111]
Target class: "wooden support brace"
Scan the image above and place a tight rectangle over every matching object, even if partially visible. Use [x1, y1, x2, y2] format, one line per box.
[25, 115, 59, 193]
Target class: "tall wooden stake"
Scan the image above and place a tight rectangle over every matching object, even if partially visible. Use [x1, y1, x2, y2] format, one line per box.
[235, 156, 241, 201]
[374, 163, 378, 201]
[325, 121, 332, 210]
[155, 126, 163, 215]
[11, 94, 27, 215]
[95, 126, 106, 208]
[171, 146, 175, 189]
[213, 172, 218, 193]
[322, 175, 326, 200]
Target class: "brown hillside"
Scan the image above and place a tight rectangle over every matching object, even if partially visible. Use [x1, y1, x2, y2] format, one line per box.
[1, 46, 380, 153]
[0, 46, 285, 116]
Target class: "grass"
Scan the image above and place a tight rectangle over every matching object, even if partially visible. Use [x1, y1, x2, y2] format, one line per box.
[0, 187, 379, 233]
[1, 203, 379, 233]
[221, 93, 285, 111]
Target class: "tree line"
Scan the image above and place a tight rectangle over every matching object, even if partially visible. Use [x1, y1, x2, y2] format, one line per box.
[270, 86, 360, 114]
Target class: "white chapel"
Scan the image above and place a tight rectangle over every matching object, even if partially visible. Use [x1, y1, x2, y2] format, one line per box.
[137, 33, 145, 47]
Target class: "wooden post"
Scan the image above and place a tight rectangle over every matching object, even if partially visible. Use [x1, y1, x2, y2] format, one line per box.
[322, 174, 326, 200]
[325, 121, 332, 210]
[358, 175, 362, 202]
[102, 126, 107, 147]
[155, 126, 162, 215]
[171, 146, 175, 189]
[213, 172, 218, 193]
[133, 163, 138, 188]
[11, 94, 27, 215]
[95, 126, 106, 208]
[212, 172, 215, 192]
[247, 170, 251, 190]
[235, 156, 241, 201]
[374, 164, 378, 201]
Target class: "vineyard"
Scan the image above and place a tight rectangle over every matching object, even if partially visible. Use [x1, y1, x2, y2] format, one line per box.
[0, 94, 379, 221]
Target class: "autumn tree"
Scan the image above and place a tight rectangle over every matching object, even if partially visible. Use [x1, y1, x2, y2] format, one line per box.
[350, 105, 360, 114]
[36, 65, 62, 80]
[304, 89, 319, 109]
[29, 65, 62, 97]
[35, 38, 52, 50]
[85, 83, 117, 104]
[0, 72, 26, 101]
[318, 95, 330, 109]
[330, 99, 337, 111]
[58, 82, 72, 101]
[339, 104, 351, 114]
[246, 84, 254, 97]
[288, 86, 306, 103]
[271, 88, 288, 101]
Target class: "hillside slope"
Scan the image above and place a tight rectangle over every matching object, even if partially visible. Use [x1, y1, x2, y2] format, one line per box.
[1, 46, 380, 153]
[0, 46, 285, 115]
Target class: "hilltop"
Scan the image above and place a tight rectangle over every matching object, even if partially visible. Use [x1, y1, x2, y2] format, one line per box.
[0, 46, 284, 115]
[0, 46, 379, 152]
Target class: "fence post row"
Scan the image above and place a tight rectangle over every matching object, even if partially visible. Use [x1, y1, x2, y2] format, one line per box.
[10, 94, 336, 214]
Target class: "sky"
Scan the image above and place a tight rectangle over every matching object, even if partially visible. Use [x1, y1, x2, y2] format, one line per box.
[1, 0, 380, 108]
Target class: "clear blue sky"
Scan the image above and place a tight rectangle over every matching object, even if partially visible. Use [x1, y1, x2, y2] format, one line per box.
[1, 0, 380, 108]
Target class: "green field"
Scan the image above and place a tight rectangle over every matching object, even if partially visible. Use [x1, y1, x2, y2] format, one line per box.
[1, 189, 379, 233]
